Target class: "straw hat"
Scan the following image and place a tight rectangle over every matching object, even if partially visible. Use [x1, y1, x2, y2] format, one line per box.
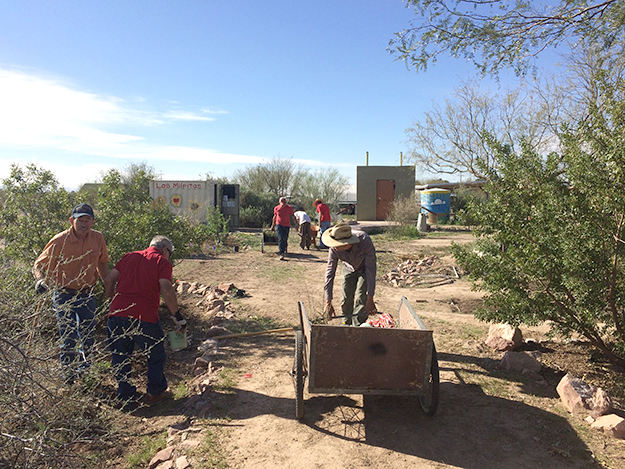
[321, 223, 360, 248]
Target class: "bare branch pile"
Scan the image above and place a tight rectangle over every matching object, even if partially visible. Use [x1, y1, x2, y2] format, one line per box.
[383, 256, 458, 288]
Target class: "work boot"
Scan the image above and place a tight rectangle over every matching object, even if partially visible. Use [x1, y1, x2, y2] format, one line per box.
[144, 390, 173, 406]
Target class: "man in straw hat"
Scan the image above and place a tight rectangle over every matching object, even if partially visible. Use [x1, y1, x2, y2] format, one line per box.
[322, 223, 377, 326]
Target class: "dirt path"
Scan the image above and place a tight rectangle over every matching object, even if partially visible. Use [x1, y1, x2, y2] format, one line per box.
[167, 232, 622, 469]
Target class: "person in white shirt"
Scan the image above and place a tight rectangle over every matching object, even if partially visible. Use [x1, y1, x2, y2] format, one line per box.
[293, 208, 312, 250]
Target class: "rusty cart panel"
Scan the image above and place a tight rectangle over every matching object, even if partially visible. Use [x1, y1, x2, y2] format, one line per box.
[309, 326, 432, 394]
[292, 296, 439, 419]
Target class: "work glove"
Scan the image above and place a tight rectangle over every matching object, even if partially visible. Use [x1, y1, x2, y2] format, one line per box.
[35, 279, 49, 295]
[172, 310, 187, 331]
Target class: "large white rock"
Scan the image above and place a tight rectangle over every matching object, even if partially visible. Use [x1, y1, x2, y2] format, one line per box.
[591, 414, 625, 439]
[485, 323, 523, 351]
[148, 446, 175, 469]
[591, 387, 614, 418]
[556, 374, 613, 417]
[499, 350, 542, 373]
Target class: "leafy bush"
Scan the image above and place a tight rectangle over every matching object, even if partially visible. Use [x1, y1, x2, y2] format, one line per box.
[451, 186, 486, 226]
[452, 85, 625, 367]
[0, 164, 75, 263]
[95, 165, 228, 263]
[0, 162, 230, 466]
[239, 190, 276, 228]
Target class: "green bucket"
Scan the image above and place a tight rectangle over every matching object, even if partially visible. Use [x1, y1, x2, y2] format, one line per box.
[168, 330, 188, 351]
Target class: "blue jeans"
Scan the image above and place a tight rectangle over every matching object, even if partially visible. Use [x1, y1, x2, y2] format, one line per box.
[276, 225, 290, 255]
[319, 220, 331, 248]
[107, 316, 168, 399]
[53, 291, 96, 383]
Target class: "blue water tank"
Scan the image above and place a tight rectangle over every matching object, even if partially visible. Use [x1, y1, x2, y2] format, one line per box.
[420, 188, 451, 215]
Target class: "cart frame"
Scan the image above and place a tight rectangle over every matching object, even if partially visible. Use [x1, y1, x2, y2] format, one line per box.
[260, 230, 278, 253]
[292, 296, 439, 419]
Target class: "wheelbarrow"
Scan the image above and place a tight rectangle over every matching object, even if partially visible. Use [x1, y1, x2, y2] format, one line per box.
[291, 296, 440, 420]
[261, 230, 279, 253]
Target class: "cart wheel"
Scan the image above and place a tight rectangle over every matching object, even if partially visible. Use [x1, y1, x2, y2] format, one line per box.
[293, 330, 306, 420]
[419, 344, 440, 416]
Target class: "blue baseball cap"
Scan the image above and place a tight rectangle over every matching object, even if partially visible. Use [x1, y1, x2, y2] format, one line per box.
[71, 203, 95, 218]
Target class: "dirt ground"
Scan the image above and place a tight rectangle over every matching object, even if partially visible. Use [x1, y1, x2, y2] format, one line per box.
[106, 230, 625, 469]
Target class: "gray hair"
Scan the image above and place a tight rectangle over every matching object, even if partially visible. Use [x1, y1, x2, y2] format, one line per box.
[150, 235, 174, 253]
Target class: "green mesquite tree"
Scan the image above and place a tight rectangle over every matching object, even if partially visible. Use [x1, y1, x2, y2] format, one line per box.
[0, 164, 74, 262]
[391, 0, 625, 76]
[452, 79, 625, 366]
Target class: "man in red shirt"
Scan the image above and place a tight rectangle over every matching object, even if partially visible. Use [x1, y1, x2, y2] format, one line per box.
[271, 197, 296, 260]
[104, 235, 186, 410]
[314, 198, 332, 249]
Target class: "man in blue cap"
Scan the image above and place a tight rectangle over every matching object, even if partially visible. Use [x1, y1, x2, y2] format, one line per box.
[33, 203, 109, 384]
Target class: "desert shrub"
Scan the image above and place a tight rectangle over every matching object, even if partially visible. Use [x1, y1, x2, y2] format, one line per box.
[296, 169, 349, 213]
[239, 190, 276, 228]
[0, 163, 229, 466]
[235, 161, 349, 226]
[0, 253, 115, 468]
[95, 166, 228, 262]
[233, 157, 306, 197]
[452, 83, 625, 366]
[451, 186, 486, 226]
[0, 164, 75, 263]
[385, 195, 422, 239]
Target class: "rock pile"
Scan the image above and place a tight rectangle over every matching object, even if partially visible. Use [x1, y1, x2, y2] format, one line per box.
[147, 357, 223, 468]
[176, 280, 245, 322]
[484, 323, 623, 440]
[557, 373, 624, 438]
[147, 419, 211, 469]
[143, 281, 248, 468]
[486, 323, 523, 351]
[382, 256, 458, 288]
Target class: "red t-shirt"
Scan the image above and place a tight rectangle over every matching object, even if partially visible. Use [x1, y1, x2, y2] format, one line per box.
[316, 203, 331, 222]
[274, 204, 294, 227]
[109, 247, 173, 323]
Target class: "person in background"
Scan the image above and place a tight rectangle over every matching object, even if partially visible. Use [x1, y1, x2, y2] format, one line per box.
[33, 203, 109, 385]
[322, 223, 377, 326]
[271, 197, 295, 260]
[104, 235, 186, 410]
[313, 198, 331, 249]
[293, 207, 312, 250]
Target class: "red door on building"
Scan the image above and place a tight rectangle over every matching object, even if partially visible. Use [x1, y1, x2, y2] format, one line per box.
[376, 179, 395, 220]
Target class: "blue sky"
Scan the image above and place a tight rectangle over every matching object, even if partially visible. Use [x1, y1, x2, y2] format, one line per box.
[0, 0, 505, 190]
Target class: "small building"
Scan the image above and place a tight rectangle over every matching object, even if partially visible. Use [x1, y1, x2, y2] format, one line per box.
[356, 166, 416, 221]
[149, 180, 240, 229]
